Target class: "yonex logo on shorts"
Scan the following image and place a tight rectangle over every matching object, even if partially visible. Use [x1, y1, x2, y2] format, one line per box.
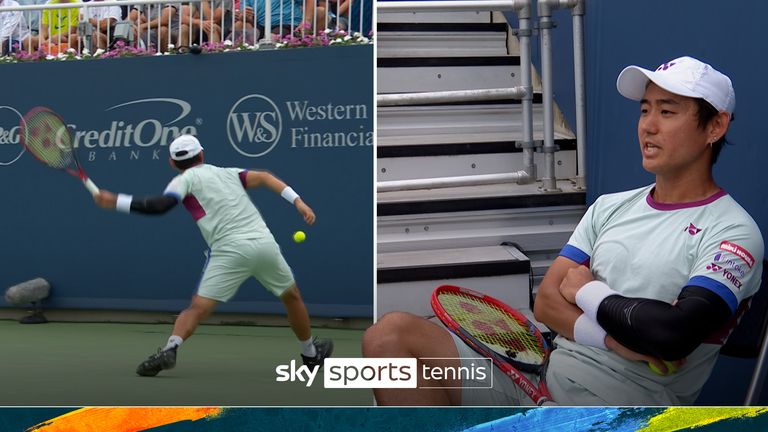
[719, 241, 755, 268]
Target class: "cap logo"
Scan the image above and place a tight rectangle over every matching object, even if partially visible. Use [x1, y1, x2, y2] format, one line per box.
[656, 61, 676, 72]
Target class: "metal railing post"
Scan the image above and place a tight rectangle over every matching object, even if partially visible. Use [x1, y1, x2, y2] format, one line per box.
[537, 0, 559, 192]
[259, 0, 275, 48]
[517, 0, 535, 184]
[572, 0, 586, 190]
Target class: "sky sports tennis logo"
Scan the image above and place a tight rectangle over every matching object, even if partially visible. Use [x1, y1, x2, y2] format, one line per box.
[275, 358, 493, 389]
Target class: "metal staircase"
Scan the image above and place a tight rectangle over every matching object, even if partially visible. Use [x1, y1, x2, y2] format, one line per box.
[376, 1, 587, 322]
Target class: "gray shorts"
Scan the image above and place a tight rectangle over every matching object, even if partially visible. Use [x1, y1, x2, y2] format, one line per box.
[196, 238, 295, 302]
[447, 331, 538, 406]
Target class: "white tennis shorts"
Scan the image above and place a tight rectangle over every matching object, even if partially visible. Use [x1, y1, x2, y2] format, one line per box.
[196, 237, 295, 302]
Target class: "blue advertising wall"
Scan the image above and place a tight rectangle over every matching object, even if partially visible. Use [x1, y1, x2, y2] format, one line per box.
[0, 45, 373, 318]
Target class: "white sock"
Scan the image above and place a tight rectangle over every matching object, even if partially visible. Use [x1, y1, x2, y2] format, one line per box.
[164, 335, 184, 351]
[300, 337, 316, 357]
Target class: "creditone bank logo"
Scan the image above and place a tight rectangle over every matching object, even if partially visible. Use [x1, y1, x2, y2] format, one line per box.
[227, 94, 282, 157]
[91, 98, 197, 149]
[0, 98, 198, 166]
[0, 106, 25, 166]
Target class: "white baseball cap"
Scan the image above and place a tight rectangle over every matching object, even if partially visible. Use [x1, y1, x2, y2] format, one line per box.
[616, 56, 735, 115]
[169, 134, 204, 161]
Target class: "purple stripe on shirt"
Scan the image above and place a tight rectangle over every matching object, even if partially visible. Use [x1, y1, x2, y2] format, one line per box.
[183, 194, 206, 221]
[646, 187, 727, 211]
[239, 170, 248, 188]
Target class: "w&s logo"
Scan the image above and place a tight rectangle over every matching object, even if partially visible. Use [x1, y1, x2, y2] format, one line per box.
[227, 94, 282, 158]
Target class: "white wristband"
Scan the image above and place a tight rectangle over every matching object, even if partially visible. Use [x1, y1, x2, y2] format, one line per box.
[575, 280, 618, 321]
[116, 193, 133, 214]
[573, 314, 608, 350]
[281, 186, 299, 204]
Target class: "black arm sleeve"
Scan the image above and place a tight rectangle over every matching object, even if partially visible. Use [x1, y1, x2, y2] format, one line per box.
[596, 285, 732, 360]
[129, 195, 179, 215]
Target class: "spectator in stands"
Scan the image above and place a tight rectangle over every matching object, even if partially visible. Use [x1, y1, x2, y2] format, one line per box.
[225, 0, 257, 43]
[314, 0, 351, 32]
[82, 0, 122, 50]
[39, 0, 79, 52]
[128, 2, 181, 52]
[15, 0, 44, 41]
[243, 0, 312, 38]
[0, 0, 38, 53]
[180, 1, 222, 44]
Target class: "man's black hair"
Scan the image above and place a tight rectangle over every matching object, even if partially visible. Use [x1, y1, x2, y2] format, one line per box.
[172, 153, 203, 170]
[695, 98, 732, 165]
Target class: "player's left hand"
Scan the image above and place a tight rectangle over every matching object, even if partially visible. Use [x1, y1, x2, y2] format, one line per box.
[295, 199, 316, 225]
[94, 190, 117, 209]
[605, 335, 687, 373]
[559, 265, 595, 304]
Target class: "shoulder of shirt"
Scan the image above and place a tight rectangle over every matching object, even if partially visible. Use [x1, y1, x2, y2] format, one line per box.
[591, 184, 653, 208]
[709, 194, 763, 238]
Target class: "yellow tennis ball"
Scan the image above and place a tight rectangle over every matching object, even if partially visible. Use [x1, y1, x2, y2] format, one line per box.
[648, 360, 678, 376]
[293, 231, 306, 243]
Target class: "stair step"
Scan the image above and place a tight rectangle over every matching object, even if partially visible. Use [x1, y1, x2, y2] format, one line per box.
[377, 139, 575, 158]
[378, 57, 521, 94]
[377, 181, 586, 216]
[377, 149, 577, 183]
[377, 23, 510, 32]
[377, 31, 509, 58]
[377, 244, 531, 318]
[377, 104, 574, 147]
[378, 10, 493, 24]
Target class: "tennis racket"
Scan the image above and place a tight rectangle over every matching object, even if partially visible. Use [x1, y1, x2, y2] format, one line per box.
[19, 107, 99, 196]
[431, 284, 554, 405]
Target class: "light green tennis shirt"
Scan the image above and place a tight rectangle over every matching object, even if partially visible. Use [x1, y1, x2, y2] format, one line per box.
[551, 184, 763, 405]
[163, 164, 272, 248]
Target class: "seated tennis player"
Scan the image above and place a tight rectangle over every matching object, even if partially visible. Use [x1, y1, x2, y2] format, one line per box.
[363, 56, 763, 405]
[93, 134, 333, 377]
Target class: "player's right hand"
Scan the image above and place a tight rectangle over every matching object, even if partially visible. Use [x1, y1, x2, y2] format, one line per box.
[94, 190, 118, 210]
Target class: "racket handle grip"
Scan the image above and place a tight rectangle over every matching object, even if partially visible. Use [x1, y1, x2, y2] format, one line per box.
[82, 177, 100, 196]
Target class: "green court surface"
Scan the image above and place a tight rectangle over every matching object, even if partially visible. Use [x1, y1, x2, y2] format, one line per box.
[0, 320, 372, 406]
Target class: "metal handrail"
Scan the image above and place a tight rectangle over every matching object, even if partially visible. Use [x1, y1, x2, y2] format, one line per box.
[377, 87, 527, 106]
[377, 0, 527, 13]
[378, 171, 530, 192]
[377, 0, 536, 191]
